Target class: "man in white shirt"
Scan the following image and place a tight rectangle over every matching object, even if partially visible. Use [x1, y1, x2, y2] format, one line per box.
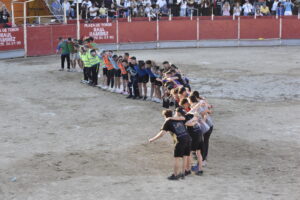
[242, 0, 253, 16]
[156, 0, 167, 8]
[62, 0, 71, 17]
[89, 3, 99, 19]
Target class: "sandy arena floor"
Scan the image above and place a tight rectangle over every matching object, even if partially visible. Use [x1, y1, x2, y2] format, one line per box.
[0, 46, 300, 200]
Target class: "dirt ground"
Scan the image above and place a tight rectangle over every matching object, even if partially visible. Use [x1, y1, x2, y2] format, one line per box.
[0, 46, 300, 200]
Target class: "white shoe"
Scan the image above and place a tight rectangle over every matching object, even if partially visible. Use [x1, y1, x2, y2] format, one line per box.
[202, 160, 207, 167]
[122, 91, 128, 95]
[117, 89, 123, 94]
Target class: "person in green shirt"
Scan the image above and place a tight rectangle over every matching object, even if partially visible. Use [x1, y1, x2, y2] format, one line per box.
[56, 38, 71, 71]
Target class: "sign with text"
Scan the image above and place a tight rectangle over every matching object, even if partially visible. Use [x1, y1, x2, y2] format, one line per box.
[81, 23, 116, 43]
[0, 27, 24, 51]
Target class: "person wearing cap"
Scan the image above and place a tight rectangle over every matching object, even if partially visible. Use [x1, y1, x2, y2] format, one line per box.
[149, 108, 195, 180]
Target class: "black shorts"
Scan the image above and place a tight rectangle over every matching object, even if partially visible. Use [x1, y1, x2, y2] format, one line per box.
[190, 133, 204, 152]
[138, 75, 149, 83]
[150, 77, 156, 83]
[174, 136, 191, 158]
[115, 69, 121, 77]
[103, 68, 108, 76]
[122, 74, 128, 80]
[154, 80, 162, 87]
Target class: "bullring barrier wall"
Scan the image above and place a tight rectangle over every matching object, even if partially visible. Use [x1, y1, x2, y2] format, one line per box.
[1, 16, 300, 58]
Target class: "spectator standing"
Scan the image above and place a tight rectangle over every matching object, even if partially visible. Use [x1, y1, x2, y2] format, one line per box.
[157, 0, 167, 9]
[0, 6, 9, 24]
[142, 0, 152, 6]
[242, 0, 254, 16]
[81, 0, 92, 19]
[284, 0, 294, 16]
[62, 0, 71, 18]
[178, 0, 187, 16]
[260, 4, 271, 15]
[187, 0, 195, 16]
[215, 0, 223, 16]
[233, 2, 242, 16]
[124, 0, 132, 17]
[108, 3, 117, 18]
[271, 0, 278, 15]
[222, 1, 230, 16]
[201, 0, 210, 16]
[89, 3, 99, 19]
[145, 3, 153, 16]
[99, 4, 108, 18]
[276, 2, 284, 16]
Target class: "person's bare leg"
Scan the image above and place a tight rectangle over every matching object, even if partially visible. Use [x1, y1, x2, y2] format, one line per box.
[174, 157, 180, 176]
[117, 77, 121, 89]
[138, 83, 142, 97]
[196, 150, 203, 171]
[182, 156, 187, 175]
[157, 86, 162, 99]
[150, 83, 155, 99]
[143, 83, 147, 97]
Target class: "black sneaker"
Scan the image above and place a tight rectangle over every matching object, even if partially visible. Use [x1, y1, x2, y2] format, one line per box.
[195, 170, 203, 176]
[179, 173, 185, 180]
[143, 96, 147, 101]
[132, 96, 137, 100]
[126, 95, 133, 99]
[185, 170, 191, 176]
[167, 174, 179, 181]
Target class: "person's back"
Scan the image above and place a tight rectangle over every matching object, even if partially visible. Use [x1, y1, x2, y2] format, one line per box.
[60, 41, 71, 55]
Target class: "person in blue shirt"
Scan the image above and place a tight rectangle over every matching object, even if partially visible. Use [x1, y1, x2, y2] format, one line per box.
[136, 60, 149, 100]
[276, 2, 284, 16]
[283, 0, 294, 16]
[127, 57, 140, 99]
[145, 60, 157, 101]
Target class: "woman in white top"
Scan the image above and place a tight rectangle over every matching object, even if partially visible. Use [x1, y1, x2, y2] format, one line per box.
[271, 0, 278, 15]
[233, 2, 242, 16]
[178, 0, 187, 17]
[222, 1, 230, 16]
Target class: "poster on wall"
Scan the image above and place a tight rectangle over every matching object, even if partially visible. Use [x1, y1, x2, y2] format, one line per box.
[0, 27, 24, 51]
[82, 23, 116, 43]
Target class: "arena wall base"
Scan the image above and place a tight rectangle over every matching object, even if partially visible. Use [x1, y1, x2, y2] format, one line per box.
[0, 49, 24, 59]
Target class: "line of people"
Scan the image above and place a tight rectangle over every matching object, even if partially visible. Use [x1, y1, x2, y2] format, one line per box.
[57, 36, 214, 181]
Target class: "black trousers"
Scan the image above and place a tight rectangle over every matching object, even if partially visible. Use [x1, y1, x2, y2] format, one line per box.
[202, 126, 213, 161]
[91, 64, 99, 85]
[107, 69, 115, 88]
[83, 67, 88, 81]
[61, 54, 70, 69]
[128, 76, 139, 97]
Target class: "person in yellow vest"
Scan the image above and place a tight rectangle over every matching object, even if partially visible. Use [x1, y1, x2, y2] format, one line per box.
[79, 46, 92, 84]
[88, 49, 101, 86]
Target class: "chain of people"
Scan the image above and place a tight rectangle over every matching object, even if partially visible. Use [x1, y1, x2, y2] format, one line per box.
[57, 36, 214, 181]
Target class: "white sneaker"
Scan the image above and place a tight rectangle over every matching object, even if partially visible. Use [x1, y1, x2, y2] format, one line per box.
[122, 91, 128, 95]
[118, 89, 123, 94]
[202, 160, 207, 167]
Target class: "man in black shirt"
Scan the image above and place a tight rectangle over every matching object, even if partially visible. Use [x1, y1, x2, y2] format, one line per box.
[149, 109, 195, 180]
